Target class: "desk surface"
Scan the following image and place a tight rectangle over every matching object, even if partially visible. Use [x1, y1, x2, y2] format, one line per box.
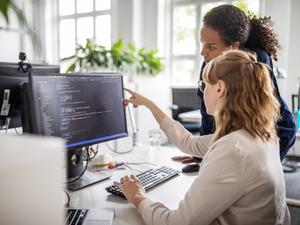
[69, 145, 195, 225]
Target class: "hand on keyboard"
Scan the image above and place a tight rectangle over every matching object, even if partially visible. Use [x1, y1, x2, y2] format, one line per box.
[106, 166, 180, 207]
[114, 174, 146, 207]
[106, 166, 180, 200]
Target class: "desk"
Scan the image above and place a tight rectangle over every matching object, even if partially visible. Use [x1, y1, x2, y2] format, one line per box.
[69, 145, 195, 225]
[178, 110, 201, 123]
[288, 131, 300, 156]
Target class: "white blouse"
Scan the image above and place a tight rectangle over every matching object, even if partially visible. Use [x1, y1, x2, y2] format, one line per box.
[137, 116, 290, 225]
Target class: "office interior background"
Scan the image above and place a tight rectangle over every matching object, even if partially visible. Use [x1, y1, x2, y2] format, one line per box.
[0, 0, 299, 146]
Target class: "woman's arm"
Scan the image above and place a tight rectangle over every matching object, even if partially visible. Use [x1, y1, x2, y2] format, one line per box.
[124, 88, 211, 156]
[117, 139, 246, 225]
[160, 116, 211, 157]
[123, 88, 166, 124]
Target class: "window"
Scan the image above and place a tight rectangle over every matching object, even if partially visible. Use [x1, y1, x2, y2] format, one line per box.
[170, 0, 261, 84]
[58, 0, 112, 59]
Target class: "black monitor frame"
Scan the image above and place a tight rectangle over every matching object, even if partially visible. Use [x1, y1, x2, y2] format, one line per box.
[24, 72, 128, 190]
[0, 62, 60, 129]
[28, 72, 128, 148]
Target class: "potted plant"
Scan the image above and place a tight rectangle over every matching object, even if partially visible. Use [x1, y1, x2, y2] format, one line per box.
[61, 39, 165, 78]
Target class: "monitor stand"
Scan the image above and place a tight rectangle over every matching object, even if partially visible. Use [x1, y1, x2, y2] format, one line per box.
[67, 170, 111, 191]
[67, 148, 111, 191]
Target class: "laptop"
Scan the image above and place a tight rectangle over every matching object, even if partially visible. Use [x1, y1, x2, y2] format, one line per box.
[0, 135, 114, 225]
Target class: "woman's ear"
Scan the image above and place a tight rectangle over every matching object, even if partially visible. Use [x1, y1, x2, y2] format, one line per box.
[216, 80, 226, 98]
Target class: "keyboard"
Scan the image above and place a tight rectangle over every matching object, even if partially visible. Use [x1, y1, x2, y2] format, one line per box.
[65, 209, 89, 225]
[105, 166, 180, 198]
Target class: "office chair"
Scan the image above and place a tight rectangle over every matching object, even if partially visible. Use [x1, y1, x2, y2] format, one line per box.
[171, 87, 201, 133]
[287, 198, 300, 225]
[170, 87, 202, 173]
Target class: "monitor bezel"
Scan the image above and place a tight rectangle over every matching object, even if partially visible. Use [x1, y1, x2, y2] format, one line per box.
[0, 62, 60, 129]
[29, 72, 129, 150]
[0, 62, 60, 74]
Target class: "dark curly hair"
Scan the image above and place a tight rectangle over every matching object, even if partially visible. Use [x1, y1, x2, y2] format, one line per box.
[203, 4, 280, 60]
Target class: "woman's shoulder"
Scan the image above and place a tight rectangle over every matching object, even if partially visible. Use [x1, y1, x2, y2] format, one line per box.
[247, 47, 272, 66]
[208, 130, 251, 155]
[210, 130, 278, 159]
[215, 129, 254, 145]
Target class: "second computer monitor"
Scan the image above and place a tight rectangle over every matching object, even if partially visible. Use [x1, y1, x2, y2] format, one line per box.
[0, 62, 60, 129]
[29, 73, 128, 149]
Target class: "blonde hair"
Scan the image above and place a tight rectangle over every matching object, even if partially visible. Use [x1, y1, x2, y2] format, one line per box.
[203, 50, 280, 142]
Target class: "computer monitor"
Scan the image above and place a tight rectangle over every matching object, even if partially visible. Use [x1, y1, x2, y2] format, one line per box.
[0, 62, 60, 130]
[24, 72, 128, 190]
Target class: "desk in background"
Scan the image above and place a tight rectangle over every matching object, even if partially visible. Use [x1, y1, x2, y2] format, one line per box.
[69, 145, 195, 225]
[171, 87, 201, 133]
[287, 131, 300, 156]
[178, 109, 201, 123]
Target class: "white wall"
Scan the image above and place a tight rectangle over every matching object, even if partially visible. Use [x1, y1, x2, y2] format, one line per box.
[112, 0, 134, 44]
[0, 31, 21, 62]
[286, 0, 300, 109]
[265, 0, 300, 109]
[113, 0, 171, 144]
[0, 0, 43, 63]
[0, 0, 26, 62]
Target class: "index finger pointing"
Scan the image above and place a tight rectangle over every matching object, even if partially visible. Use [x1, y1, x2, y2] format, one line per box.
[124, 87, 134, 95]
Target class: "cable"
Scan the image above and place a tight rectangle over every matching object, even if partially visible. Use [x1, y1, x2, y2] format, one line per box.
[4, 118, 10, 134]
[127, 162, 157, 166]
[105, 141, 134, 154]
[66, 145, 100, 185]
[87, 145, 98, 159]
[124, 164, 143, 172]
[105, 132, 138, 154]
[105, 101, 140, 154]
[64, 190, 70, 207]
[123, 162, 157, 172]
[66, 148, 90, 184]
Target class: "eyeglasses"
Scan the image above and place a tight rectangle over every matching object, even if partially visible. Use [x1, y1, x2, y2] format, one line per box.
[198, 80, 206, 93]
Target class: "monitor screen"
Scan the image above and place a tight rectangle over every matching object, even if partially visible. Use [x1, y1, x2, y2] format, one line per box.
[0, 62, 60, 129]
[29, 73, 128, 150]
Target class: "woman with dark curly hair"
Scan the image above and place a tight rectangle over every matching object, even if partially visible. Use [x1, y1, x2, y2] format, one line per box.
[175, 4, 296, 171]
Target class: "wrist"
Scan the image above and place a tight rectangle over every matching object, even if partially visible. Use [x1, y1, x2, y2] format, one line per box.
[131, 194, 146, 208]
[145, 99, 154, 108]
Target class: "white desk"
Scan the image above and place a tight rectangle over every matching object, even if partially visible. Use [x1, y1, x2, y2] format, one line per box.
[289, 131, 300, 155]
[69, 145, 195, 225]
[178, 110, 201, 123]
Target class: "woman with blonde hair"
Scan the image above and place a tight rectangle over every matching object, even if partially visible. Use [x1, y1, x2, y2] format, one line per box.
[115, 50, 290, 225]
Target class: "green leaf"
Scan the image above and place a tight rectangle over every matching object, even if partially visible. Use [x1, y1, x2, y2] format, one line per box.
[128, 43, 136, 51]
[0, 0, 10, 24]
[66, 63, 76, 73]
[62, 38, 164, 76]
[60, 55, 76, 61]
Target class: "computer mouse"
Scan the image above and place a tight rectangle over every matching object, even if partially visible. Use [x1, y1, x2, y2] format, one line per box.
[181, 163, 200, 173]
